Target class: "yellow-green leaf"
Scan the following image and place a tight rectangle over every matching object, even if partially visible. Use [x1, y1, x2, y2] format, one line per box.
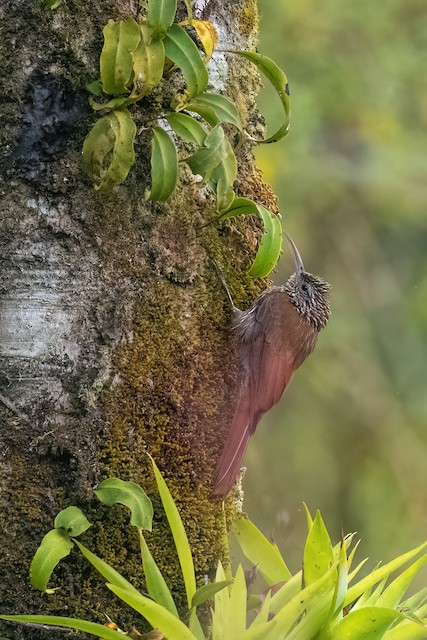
[344, 542, 427, 607]
[234, 516, 291, 586]
[303, 510, 335, 586]
[330, 607, 404, 640]
[209, 138, 237, 212]
[82, 109, 136, 191]
[95, 477, 153, 531]
[0, 615, 127, 640]
[179, 19, 218, 61]
[74, 539, 142, 597]
[146, 126, 178, 201]
[149, 455, 197, 608]
[100, 18, 141, 95]
[107, 584, 198, 640]
[54, 506, 92, 537]
[234, 50, 290, 143]
[132, 24, 165, 94]
[139, 530, 179, 617]
[164, 24, 208, 98]
[30, 529, 74, 593]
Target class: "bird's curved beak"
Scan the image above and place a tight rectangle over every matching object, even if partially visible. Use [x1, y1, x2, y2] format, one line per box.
[285, 232, 305, 279]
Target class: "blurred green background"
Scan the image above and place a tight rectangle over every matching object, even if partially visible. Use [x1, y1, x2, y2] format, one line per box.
[243, 0, 427, 571]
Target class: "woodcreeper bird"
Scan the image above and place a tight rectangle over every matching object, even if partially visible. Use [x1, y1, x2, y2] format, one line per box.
[213, 234, 330, 496]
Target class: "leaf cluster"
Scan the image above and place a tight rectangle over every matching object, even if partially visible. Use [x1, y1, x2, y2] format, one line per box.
[78, 0, 290, 277]
[1, 468, 427, 639]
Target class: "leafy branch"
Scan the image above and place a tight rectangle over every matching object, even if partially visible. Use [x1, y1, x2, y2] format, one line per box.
[78, 0, 290, 278]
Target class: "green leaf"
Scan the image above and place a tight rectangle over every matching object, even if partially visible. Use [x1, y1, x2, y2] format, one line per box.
[82, 109, 136, 191]
[246, 205, 282, 277]
[234, 516, 291, 586]
[191, 580, 232, 608]
[132, 24, 165, 93]
[149, 455, 197, 608]
[225, 565, 247, 638]
[139, 530, 179, 617]
[234, 50, 290, 143]
[86, 80, 104, 96]
[383, 620, 427, 640]
[209, 138, 237, 212]
[376, 554, 427, 609]
[187, 125, 228, 176]
[166, 112, 207, 146]
[100, 18, 142, 95]
[42, 0, 62, 8]
[0, 616, 126, 640]
[74, 539, 142, 597]
[269, 565, 337, 640]
[212, 560, 229, 640]
[164, 24, 208, 98]
[330, 607, 404, 640]
[189, 610, 206, 640]
[250, 590, 272, 628]
[220, 198, 283, 278]
[146, 126, 178, 201]
[147, 0, 177, 37]
[95, 477, 153, 531]
[106, 584, 198, 639]
[29, 529, 74, 593]
[184, 92, 243, 133]
[303, 510, 335, 586]
[344, 542, 427, 607]
[54, 506, 92, 537]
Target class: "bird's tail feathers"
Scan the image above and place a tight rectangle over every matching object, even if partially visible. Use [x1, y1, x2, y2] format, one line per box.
[213, 400, 255, 496]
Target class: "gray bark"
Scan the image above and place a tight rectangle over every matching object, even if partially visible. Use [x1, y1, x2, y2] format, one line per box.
[0, 0, 272, 637]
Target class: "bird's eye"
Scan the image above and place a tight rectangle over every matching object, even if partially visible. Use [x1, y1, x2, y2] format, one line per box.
[301, 283, 308, 293]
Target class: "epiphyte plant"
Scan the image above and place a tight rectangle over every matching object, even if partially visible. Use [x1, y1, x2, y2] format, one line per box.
[79, 0, 291, 278]
[2, 463, 427, 639]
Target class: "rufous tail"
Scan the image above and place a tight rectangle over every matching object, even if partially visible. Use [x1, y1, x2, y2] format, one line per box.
[213, 396, 256, 496]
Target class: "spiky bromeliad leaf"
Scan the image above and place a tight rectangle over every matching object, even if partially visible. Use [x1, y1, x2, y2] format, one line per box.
[146, 126, 178, 201]
[234, 516, 291, 586]
[107, 584, 198, 640]
[148, 454, 197, 609]
[234, 50, 291, 143]
[82, 109, 136, 191]
[95, 477, 154, 531]
[303, 510, 335, 586]
[100, 18, 141, 95]
[139, 530, 179, 617]
[164, 24, 208, 98]
[220, 198, 283, 278]
[0, 616, 127, 640]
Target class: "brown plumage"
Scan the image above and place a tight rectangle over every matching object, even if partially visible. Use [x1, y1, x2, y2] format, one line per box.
[213, 235, 330, 496]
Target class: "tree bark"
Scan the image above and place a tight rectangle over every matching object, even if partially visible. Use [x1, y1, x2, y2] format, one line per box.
[0, 0, 276, 636]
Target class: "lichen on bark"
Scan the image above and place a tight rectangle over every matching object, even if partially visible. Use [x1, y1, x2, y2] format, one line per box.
[0, 0, 278, 637]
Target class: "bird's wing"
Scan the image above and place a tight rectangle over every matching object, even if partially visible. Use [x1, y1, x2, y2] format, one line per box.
[241, 290, 300, 430]
[213, 291, 301, 496]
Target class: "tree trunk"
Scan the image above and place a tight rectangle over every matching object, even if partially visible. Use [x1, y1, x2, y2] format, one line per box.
[0, 0, 276, 636]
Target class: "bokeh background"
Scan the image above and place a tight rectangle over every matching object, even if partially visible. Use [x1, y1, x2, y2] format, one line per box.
[243, 0, 427, 572]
